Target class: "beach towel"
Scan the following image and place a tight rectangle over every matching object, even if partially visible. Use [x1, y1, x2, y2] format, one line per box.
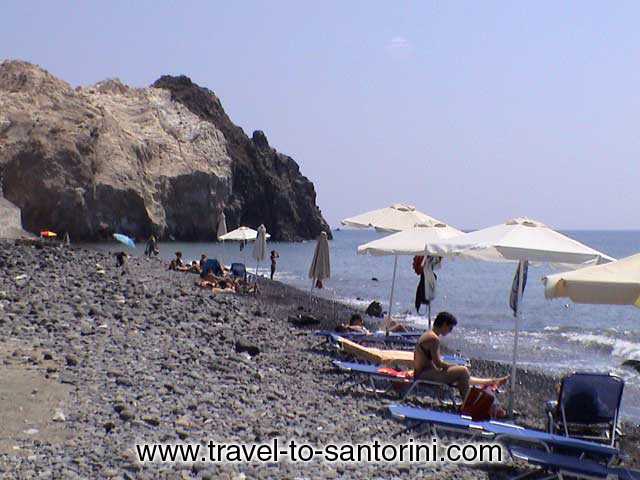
[337, 337, 415, 368]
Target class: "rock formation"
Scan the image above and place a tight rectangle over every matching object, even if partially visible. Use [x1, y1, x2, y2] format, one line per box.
[0, 60, 330, 241]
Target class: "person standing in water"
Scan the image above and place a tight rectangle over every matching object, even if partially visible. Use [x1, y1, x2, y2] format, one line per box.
[270, 250, 279, 280]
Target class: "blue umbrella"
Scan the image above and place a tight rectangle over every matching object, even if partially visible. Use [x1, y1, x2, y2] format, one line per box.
[113, 233, 136, 249]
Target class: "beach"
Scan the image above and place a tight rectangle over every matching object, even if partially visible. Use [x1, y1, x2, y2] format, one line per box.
[0, 240, 638, 479]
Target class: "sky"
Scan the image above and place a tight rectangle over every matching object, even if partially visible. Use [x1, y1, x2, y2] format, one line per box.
[2, 1, 639, 230]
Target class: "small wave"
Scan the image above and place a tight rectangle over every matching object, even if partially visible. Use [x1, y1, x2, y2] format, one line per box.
[560, 332, 640, 361]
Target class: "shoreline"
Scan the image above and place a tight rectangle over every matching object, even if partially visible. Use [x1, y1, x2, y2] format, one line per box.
[0, 240, 638, 478]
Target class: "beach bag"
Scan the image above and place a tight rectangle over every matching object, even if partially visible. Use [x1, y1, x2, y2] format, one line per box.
[412, 256, 424, 275]
[461, 386, 497, 421]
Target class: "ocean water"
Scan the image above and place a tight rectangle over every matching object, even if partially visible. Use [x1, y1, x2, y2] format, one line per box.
[90, 229, 640, 420]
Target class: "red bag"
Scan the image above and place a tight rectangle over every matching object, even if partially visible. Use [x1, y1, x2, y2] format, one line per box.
[412, 256, 424, 275]
[460, 386, 496, 421]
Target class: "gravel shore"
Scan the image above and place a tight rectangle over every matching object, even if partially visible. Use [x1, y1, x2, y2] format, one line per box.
[0, 240, 638, 479]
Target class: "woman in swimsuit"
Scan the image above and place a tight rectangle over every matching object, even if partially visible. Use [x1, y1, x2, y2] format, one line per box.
[414, 311, 508, 401]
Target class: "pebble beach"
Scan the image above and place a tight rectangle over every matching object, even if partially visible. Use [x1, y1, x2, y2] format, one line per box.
[1, 240, 638, 479]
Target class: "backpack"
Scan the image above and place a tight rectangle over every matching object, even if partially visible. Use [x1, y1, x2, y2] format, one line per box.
[460, 386, 499, 421]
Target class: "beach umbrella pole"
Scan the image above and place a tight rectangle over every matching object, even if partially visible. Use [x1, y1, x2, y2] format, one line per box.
[508, 260, 525, 417]
[386, 255, 399, 334]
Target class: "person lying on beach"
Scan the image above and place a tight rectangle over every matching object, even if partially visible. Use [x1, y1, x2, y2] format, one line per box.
[414, 311, 508, 402]
[188, 261, 201, 274]
[336, 313, 371, 334]
[382, 315, 410, 333]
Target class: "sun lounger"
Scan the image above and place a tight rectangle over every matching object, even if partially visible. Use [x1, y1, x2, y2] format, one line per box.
[508, 445, 640, 480]
[315, 330, 420, 349]
[545, 372, 624, 446]
[333, 360, 466, 404]
[388, 405, 618, 461]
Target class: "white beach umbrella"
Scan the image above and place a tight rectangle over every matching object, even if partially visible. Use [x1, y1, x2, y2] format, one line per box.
[357, 222, 464, 327]
[309, 231, 331, 289]
[218, 226, 271, 242]
[543, 253, 640, 306]
[252, 224, 268, 276]
[423, 217, 614, 415]
[220, 226, 271, 265]
[342, 203, 446, 233]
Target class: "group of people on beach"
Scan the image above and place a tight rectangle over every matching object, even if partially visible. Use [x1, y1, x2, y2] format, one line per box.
[337, 311, 509, 406]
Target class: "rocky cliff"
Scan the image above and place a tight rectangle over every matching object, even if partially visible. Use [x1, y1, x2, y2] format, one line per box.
[0, 60, 330, 241]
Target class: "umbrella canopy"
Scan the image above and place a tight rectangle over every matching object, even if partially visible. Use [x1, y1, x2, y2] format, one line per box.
[342, 204, 447, 233]
[543, 253, 640, 306]
[218, 226, 271, 242]
[252, 224, 268, 263]
[425, 217, 613, 266]
[357, 221, 463, 327]
[357, 222, 464, 255]
[423, 217, 615, 415]
[40, 230, 57, 238]
[309, 231, 331, 282]
[113, 233, 135, 249]
[216, 211, 227, 240]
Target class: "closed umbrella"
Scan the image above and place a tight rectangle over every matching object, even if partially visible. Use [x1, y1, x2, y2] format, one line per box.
[309, 231, 331, 290]
[252, 224, 267, 276]
[113, 233, 135, 249]
[424, 217, 614, 415]
[342, 203, 446, 233]
[543, 253, 640, 306]
[357, 222, 463, 330]
[216, 211, 227, 239]
[216, 211, 228, 266]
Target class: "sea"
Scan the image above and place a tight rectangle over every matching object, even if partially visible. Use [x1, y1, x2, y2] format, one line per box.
[89, 229, 640, 421]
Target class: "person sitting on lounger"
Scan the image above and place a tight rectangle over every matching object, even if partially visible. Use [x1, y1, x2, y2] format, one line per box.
[337, 313, 371, 334]
[414, 311, 508, 401]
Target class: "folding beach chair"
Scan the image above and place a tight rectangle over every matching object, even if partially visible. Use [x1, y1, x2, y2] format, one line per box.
[545, 372, 624, 446]
[508, 445, 640, 480]
[387, 405, 619, 462]
[201, 258, 224, 277]
[230, 263, 247, 281]
[334, 359, 468, 405]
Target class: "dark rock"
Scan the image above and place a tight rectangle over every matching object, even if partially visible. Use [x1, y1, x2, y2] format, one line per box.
[65, 354, 79, 367]
[622, 359, 640, 373]
[288, 314, 319, 327]
[365, 301, 383, 318]
[235, 339, 260, 356]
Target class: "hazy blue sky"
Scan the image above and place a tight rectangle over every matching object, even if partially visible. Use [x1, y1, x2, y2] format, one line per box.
[3, 1, 639, 229]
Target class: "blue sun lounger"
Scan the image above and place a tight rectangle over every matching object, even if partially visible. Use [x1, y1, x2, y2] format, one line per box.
[334, 359, 469, 404]
[509, 446, 640, 480]
[387, 405, 618, 461]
